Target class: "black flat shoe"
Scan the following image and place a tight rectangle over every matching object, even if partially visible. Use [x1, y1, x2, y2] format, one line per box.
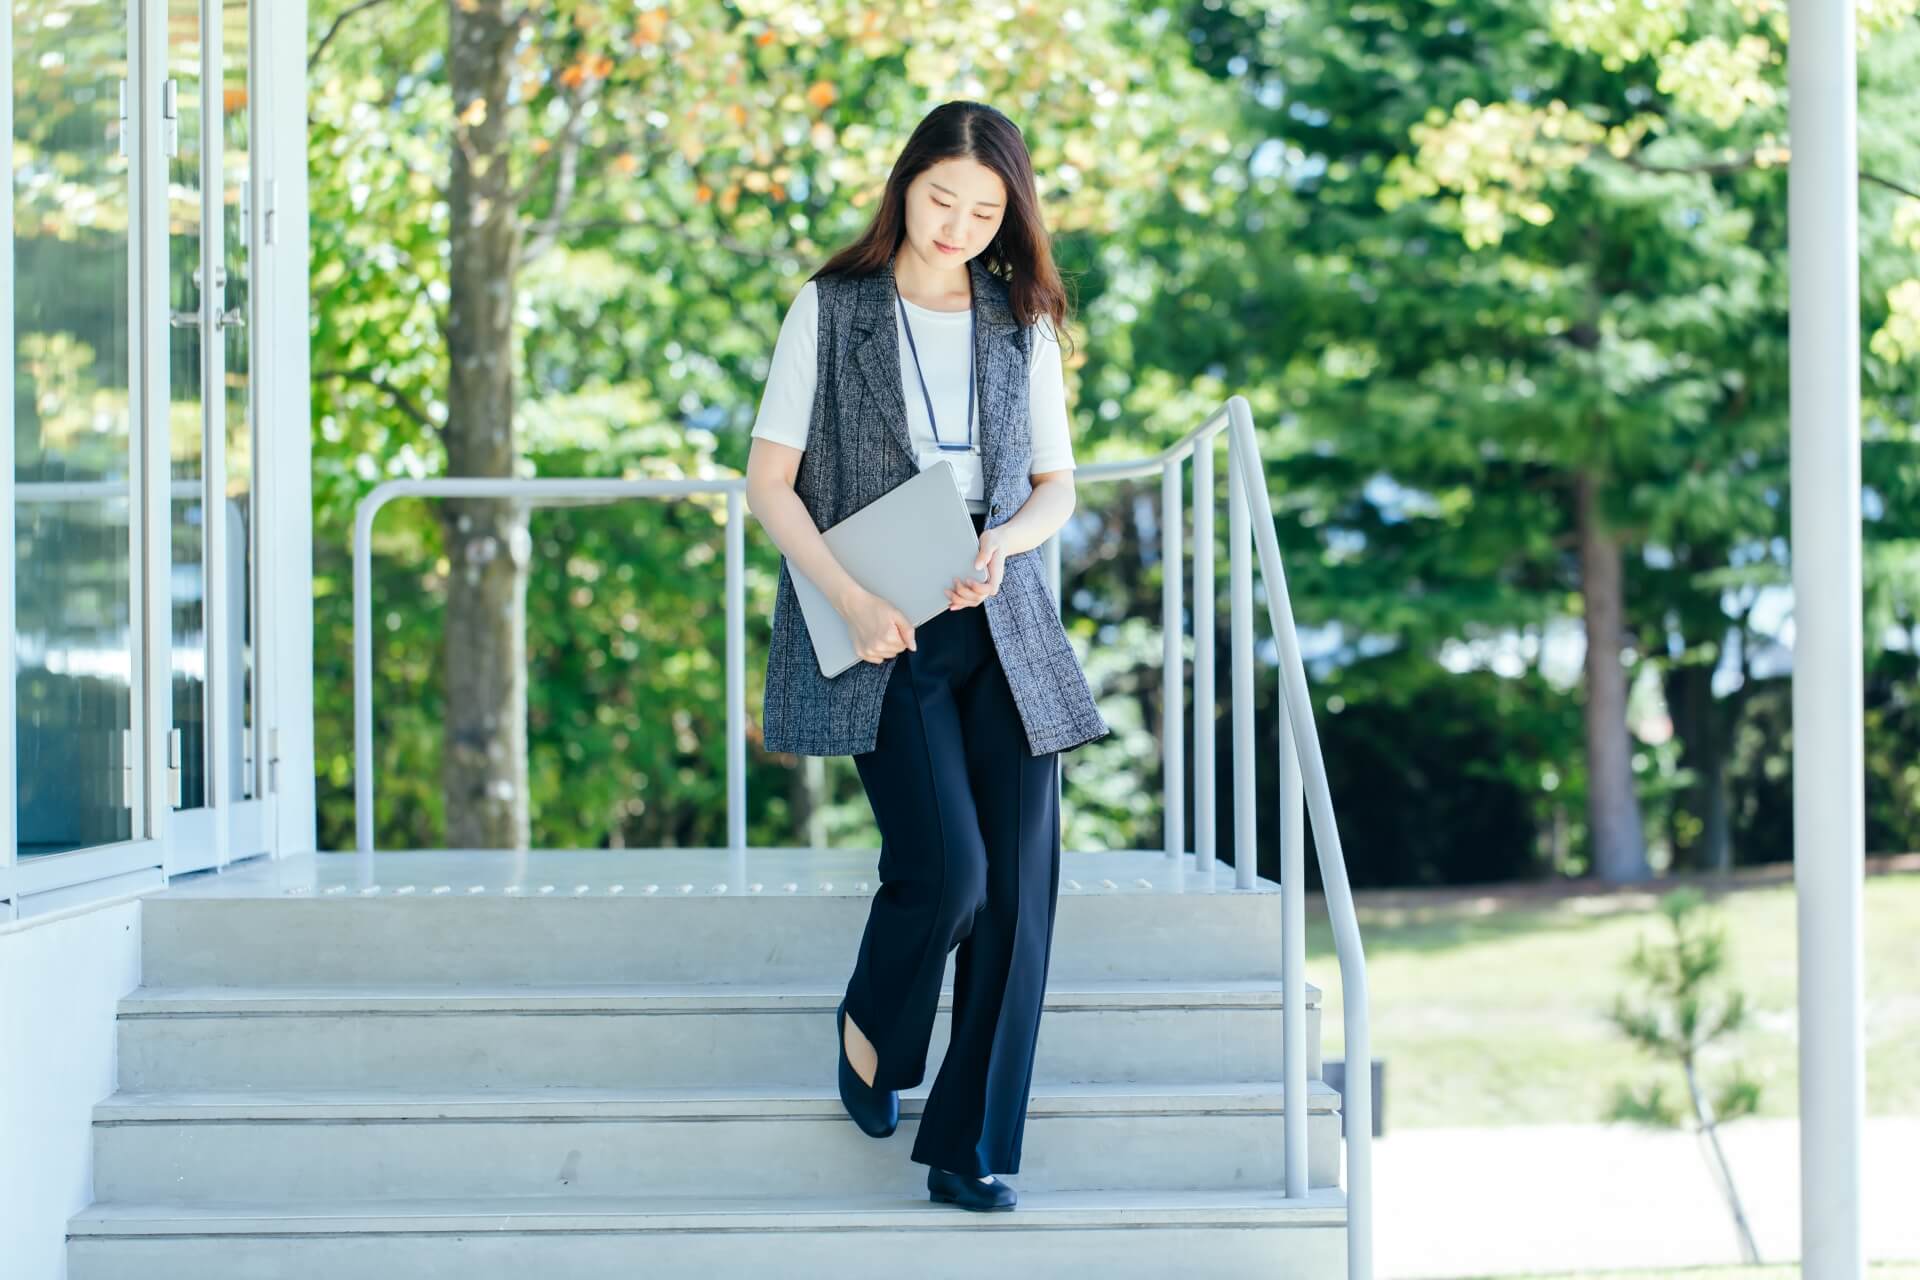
[927, 1165, 1017, 1211]
[836, 1000, 898, 1138]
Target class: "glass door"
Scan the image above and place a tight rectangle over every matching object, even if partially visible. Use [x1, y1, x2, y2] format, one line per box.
[215, 0, 266, 859]
[9, 0, 272, 899]
[161, 0, 262, 873]
[210, 0, 266, 859]
[161, 0, 215, 869]
[11, 0, 142, 861]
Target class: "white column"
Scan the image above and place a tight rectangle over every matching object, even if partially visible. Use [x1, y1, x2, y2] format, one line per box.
[1788, 2, 1864, 1276]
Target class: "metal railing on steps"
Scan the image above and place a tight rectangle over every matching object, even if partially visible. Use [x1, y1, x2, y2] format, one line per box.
[350, 392, 1373, 1278]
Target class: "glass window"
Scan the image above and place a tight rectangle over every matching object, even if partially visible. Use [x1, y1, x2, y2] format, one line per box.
[12, 1, 137, 855]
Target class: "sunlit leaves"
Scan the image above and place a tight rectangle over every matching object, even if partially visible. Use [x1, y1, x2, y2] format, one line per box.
[1656, 34, 1778, 128]
[1384, 1, 1914, 251]
[1380, 100, 1649, 247]
[1548, 0, 1793, 120]
[1870, 278, 1920, 364]
[1860, 0, 1920, 38]
[557, 53, 615, 88]
[1550, 0, 1689, 68]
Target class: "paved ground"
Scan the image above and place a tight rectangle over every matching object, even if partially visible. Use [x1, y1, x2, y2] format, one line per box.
[1370, 1116, 1920, 1278]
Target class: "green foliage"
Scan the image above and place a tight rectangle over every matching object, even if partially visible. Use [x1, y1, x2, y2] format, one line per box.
[1610, 1056, 1764, 1127]
[306, 0, 1244, 852]
[1605, 1078, 1684, 1127]
[303, 0, 1920, 877]
[1191, 0, 1920, 874]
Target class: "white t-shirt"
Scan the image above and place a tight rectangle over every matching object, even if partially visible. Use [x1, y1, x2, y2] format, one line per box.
[749, 278, 1076, 513]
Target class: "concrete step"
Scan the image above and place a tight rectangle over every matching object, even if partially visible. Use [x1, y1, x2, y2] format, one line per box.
[137, 886, 1288, 986]
[91, 1081, 1343, 1204]
[113, 978, 1322, 1091]
[66, 1188, 1347, 1279]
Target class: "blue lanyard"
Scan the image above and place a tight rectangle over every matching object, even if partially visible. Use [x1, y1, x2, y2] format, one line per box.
[895, 280, 977, 453]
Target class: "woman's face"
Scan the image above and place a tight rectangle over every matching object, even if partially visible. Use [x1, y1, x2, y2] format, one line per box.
[903, 157, 1007, 270]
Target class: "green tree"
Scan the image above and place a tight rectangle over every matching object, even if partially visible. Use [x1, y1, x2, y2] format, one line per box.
[1606, 888, 1762, 1263]
[308, 0, 1241, 851]
[1223, 0, 1920, 880]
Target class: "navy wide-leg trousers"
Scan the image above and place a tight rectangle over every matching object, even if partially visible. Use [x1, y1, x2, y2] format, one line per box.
[842, 512, 1063, 1178]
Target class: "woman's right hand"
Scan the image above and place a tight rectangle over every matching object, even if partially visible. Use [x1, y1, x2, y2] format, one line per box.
[840, 587, 916, 664]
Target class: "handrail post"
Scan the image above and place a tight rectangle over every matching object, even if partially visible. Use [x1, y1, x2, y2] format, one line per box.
[1227, 441, 1257, 892]
[726, 488, 747, 887]
[1161, 460, 1185, 865]
[1226, 395, 1372, 1280]
[1193, 432, 1217, 887]
[1279, 687, 1309, 1198]
[352, 483, 393, 862]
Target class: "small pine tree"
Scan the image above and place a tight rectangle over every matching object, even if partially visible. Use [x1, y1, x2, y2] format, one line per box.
[1605, 887, 1763, 1263]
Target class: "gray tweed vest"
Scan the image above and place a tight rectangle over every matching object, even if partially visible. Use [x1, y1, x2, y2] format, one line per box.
[759, 254, 1111, 758]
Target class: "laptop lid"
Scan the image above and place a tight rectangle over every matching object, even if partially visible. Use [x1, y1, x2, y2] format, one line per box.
[786, 460, 990, 678]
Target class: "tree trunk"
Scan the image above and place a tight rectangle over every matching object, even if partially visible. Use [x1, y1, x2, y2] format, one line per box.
[1664, 661, 1732, 872]
[1575, 469, 1650, 883]
[1683, 1057, 1762, 1263]
[440, 0, 529, 850]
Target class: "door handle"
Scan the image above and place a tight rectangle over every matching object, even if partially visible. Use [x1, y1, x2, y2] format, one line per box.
[169, 309, 201, 328]
[168, 727, 184, 808]
[215, 306, 245, 330]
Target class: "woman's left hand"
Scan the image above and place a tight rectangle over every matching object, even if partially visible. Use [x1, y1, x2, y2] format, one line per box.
[947, 531, 1007, 609]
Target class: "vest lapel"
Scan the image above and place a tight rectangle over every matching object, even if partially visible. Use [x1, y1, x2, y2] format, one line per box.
[847, 254, 1024, 497]
[847, 265, 920, 472]
[973, 258, 1020, 509]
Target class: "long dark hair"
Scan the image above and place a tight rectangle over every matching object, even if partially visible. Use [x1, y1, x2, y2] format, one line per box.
[811, 101, 1076, 360]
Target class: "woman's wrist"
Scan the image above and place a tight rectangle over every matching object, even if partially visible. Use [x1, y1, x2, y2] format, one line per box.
[832, 580, 871, 617]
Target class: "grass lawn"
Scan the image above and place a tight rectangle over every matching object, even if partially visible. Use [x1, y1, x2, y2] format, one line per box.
[1306, 864, 1920, 1129]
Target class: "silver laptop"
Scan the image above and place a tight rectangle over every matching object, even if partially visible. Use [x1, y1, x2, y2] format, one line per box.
[786, 460, 990, 678]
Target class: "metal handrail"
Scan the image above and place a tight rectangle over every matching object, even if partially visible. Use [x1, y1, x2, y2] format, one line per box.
[1226, 395, 1373, 1278]
[1083, 395, 1373, 1277]
[351, 477, 749, 881]
[348, 394, 1372, 1276]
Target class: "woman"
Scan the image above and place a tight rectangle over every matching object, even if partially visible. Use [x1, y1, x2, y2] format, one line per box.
[743, 100, 1109, 1212]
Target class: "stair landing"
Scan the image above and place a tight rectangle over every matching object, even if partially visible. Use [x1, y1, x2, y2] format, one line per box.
[162, 846, 1265, 898]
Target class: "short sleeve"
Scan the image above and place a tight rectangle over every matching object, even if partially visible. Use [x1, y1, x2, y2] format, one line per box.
[1028, 317, 1076, 475]
[749, 279, 819, 451]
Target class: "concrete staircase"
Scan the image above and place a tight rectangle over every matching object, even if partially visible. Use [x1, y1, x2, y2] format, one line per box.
[66, 855, 1346, 1278]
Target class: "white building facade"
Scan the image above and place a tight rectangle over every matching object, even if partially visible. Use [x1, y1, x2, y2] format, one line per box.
[3, 2, 315, 1274]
